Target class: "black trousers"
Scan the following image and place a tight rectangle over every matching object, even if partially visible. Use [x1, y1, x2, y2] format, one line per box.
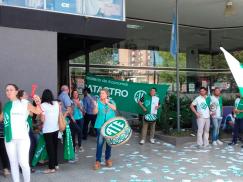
[69, 120, 83, 150]
[83, 114, 97, 139]
[0, 138, 10, 169]
[232, 118, 243, 143]
[43, 131, 58, 169]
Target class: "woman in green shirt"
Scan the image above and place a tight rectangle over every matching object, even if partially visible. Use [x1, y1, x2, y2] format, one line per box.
[93, 89, 116, 170]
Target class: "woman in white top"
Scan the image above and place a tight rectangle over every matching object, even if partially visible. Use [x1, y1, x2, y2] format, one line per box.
[2, 83, 42, 182]
[40, 89, 59, 174]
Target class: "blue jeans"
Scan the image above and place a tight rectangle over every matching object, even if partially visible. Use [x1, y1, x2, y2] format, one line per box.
[96, 130, 111, 162]
[212, 117, 222, 142]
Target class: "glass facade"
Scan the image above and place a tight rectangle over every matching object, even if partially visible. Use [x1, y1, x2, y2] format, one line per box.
[69, 48, 242, 99]
[69, 50, 240, 131]
[0, 0, 125, 21]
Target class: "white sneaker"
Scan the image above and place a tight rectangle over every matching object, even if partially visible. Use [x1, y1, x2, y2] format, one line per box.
[217, 140, 223, 145]
[212, 141, 217, 146]
[139, 140, 145, 145]
[150, 139, 155, 144]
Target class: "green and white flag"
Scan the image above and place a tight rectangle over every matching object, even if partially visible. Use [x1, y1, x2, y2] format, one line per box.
[31, 134, 48, 167]
[220, 47, 243, 97]
[64, 123, 75, 161]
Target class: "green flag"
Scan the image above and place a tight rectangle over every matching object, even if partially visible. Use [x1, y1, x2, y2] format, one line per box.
[220, 47, 243, 97]
[64, 123, 75, 160]
[32, 134, 48, 167]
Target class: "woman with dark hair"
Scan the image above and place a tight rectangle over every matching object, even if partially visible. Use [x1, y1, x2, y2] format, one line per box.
[71, 90, 84, 152]
[0, 100, 10, 177]
[2, 83, 42, 182]
[40, 89, 59, 174]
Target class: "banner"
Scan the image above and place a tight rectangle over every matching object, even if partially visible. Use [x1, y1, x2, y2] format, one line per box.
[85, 75, 169, 114]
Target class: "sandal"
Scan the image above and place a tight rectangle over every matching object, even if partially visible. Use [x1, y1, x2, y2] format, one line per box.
[43, 169, 56, 174]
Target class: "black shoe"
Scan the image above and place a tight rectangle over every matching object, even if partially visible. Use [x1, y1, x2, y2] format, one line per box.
[82, 137, 87, 140]
[228, 142, 237, 146]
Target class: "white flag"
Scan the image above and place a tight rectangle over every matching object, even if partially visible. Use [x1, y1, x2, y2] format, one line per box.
[220, 47, 243, 97]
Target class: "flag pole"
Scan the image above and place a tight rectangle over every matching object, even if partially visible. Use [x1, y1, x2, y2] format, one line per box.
[176, 0, 180, 131]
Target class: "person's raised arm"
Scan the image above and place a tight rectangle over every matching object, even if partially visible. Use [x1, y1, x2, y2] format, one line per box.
[27, 95, 42, 115]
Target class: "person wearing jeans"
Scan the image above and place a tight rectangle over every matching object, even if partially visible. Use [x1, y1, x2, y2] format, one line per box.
[93, 89, 116, 170]
[96, 129, 111, 165]
[190, 87, 211, 148]
[210, 88, 223, 146]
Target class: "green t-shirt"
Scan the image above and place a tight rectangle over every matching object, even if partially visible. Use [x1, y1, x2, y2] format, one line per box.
[236, 98, 243, 119]
[94, 99, 116, 129]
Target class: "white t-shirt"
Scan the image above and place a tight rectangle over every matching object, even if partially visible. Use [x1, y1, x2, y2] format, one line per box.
[192, 95, 210, 119]
[11, 99, 29, 139]
[151, 96, 160, 115]
[210, 95, 222, 119]
[41, 101, 59, 134]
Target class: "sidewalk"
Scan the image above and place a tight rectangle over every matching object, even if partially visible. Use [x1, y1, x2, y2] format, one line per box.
[1, 132, 243, 182]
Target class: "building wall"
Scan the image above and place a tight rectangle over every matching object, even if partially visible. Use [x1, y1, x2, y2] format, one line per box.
[0, 27, 57, 103]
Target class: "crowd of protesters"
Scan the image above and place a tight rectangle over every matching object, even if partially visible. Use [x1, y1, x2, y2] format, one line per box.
[0, 83, 243, 182]
[0, 84, 99, 181]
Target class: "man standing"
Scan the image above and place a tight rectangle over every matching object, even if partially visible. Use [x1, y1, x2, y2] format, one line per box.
[211, 87, 223, 145]
[190, 87, 210, 148]
[82, 87, 97, 140]
[58, 85, 73, 114]
[138, 88, 160, 145]
[229, 93, 243, 146]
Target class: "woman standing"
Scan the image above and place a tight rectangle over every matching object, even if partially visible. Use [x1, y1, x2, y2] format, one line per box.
[2, 84, 42, 182]
[40, 89, 59, 173]
[71, 90, 84, 152]
[93, 89, 116, 170]
[0, 100, 10, 177]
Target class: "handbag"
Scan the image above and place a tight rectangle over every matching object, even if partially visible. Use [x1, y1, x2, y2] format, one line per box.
[58, 106, 66, 132]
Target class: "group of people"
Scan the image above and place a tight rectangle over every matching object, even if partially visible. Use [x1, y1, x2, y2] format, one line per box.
[190, 87, 243, 148]
[0, 83, 119, 181]
[4, 82, 243, 182]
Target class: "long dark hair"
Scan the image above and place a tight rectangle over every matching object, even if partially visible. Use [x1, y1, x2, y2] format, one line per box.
[41, 89, 54, 105]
